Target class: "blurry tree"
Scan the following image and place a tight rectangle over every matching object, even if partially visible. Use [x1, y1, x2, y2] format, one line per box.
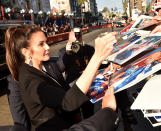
[109, 12, 116, 18]
[77, 0, 88, 6]
[146, 4, 152, 14]
[102, 7, 109, 13]
[123, 0, 128, 15]
[61, 10, 65, 14]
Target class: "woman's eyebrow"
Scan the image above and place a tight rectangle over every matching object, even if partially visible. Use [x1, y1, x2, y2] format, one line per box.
[39, 39, 47, 43]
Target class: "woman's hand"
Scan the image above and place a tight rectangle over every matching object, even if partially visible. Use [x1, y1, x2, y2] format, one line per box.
[102, 86, 116, 111]
[76, 32, 117, 94]
[93, 32, 118, 63]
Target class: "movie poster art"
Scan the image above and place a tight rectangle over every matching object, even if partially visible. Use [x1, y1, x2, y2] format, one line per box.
[87, 48, 161, 103]
[107, 34, 141, 61]
[111, 33, 161, 65]
[155, 116, 161, 122]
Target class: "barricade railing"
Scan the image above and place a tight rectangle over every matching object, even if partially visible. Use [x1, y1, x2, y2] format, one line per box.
[47, 24, 127, 45]
[47, 27, 90, 45]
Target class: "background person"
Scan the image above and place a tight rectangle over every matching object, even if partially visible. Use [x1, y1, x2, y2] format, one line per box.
[59, 28, 95, 85]
[58, 28, 95, 119]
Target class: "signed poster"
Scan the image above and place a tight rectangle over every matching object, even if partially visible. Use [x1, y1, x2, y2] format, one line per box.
[111, 34, 161, 65]
[107, 34, 141, 61]
[88, 48, 161, 103]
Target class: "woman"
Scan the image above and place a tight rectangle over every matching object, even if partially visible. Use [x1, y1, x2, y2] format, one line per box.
[5, 24, 118, 131]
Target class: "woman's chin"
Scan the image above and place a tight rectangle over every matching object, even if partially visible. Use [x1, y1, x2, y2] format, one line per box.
[44, 56, 50, 61]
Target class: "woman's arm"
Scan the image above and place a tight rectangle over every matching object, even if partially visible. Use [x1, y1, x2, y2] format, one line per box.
[37, 32, 117, 111]
[76, 32, 117, 94]
[64, 87, 119, 131]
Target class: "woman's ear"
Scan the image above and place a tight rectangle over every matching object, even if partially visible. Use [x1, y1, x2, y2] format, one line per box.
[21, 48, 30, 59]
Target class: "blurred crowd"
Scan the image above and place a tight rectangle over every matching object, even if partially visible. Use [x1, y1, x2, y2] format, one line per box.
[41, 22, 71, 37]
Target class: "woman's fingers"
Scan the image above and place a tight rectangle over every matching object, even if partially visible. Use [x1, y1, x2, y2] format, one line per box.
[102, 86, 116, 111]
[105, 86, 114, 96]
[95, 33, 117, 48]
[94, 32, 118, 62]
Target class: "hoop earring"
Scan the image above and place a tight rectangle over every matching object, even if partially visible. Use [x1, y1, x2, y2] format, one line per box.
[29, 56, 33, 66]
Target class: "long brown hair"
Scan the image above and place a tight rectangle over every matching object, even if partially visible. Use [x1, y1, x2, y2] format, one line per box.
[5, 24, 42, 81]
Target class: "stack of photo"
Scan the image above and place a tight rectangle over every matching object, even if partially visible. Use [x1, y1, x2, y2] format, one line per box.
[142, 110, 161, 127]
[87, 32, 161, 103]
[87, 16, 161, 127]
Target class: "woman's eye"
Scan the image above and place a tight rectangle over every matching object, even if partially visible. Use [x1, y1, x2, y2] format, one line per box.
[40, 42, 44, 46]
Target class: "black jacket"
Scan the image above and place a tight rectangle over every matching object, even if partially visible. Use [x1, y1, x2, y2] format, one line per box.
[19, 62, 89, 131]
[18, 61, 119, 131]
[66, 108, 119, 131]
[7, 75, 31, 130]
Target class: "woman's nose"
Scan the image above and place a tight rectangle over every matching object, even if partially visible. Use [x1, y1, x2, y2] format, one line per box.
[45, 43, 50, 50]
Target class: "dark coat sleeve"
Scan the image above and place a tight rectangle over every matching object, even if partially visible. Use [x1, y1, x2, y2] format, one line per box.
[37, 61, 89, 111]
[64, 108, 119, 131]
[7, 75, 31, 130]
[37, 82, 89, 111]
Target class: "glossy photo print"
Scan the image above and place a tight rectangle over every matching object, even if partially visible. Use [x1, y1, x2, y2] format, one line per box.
[155, 116, 161, 122]
[111, 47, 161, 93]
[87, 62, 122, 103]
[131, 15, 153, 29]
[87, 67, 114, 103]
[112, 34, 161, 65]
[87, 48, 161, 103]
[107, 34, 141, 61]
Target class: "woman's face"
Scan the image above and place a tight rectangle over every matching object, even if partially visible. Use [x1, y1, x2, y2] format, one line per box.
[29, 31, 50, 64]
